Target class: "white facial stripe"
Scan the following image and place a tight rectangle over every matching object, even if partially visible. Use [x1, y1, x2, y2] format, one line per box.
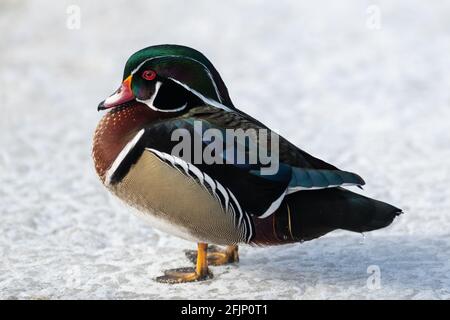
[168, 77, 233, 112]
[149, 102, 187, 113]
[135, 81, 160, 109]
[131, 54, 223, 104]
[136, 81, 188, 113]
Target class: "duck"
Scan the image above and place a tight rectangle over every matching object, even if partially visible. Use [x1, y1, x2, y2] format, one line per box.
[93, 44, 402, 283]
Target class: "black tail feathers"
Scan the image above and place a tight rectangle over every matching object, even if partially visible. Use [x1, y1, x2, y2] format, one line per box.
[274, 188, 402, 242]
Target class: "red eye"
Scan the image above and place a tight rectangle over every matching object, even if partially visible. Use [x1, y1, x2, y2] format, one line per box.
[142, 70, 156, 81]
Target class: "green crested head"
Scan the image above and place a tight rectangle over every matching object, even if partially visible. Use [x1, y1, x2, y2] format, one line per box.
[98, 44, 234, 113]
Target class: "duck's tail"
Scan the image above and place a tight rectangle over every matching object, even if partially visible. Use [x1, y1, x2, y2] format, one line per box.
[254, 188, 402, 244]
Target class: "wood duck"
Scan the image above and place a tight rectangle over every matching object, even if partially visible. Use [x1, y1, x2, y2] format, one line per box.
[93, 44, 402, 283]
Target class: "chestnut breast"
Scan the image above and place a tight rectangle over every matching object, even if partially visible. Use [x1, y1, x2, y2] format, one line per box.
[92, 103, 160, 182]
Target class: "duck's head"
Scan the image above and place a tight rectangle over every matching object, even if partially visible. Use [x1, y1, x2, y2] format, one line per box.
[98, 44, 234, 113]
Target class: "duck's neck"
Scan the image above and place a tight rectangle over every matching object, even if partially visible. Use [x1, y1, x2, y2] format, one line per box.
[92, 103, 161, 182]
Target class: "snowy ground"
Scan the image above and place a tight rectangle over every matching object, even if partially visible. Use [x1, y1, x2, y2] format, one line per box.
[1, 0, 450, 299]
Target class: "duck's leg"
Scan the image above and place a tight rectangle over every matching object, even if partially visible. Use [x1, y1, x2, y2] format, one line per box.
[185, 245, 239, 266]
[156, 243, 213, 284]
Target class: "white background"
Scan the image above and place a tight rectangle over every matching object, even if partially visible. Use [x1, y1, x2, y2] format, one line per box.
[1, 0, 449, 299]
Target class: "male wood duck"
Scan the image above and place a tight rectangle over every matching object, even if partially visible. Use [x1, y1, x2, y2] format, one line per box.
[93, 44, 402, 283]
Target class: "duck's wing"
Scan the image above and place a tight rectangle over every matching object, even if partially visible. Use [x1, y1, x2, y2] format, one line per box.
[187, 106, 356, 170]
[104, 116, 291, 243]
[105, 106, 363, 221]
[186, 106, 365, 192]
[106, 117, 291, 218]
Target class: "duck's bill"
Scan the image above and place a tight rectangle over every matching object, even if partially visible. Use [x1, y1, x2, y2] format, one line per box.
[98, 75, 135, 110]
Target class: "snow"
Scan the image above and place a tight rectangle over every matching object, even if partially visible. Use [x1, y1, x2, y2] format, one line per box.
[1, 0, 450, 299]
